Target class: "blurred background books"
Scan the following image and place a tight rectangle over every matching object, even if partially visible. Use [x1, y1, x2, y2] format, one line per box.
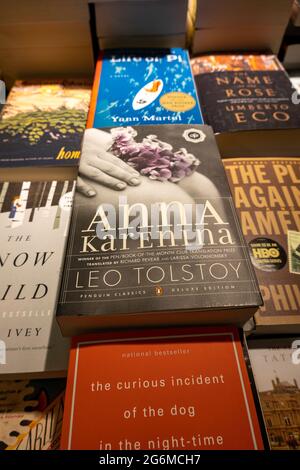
[1, 0, 300, 88]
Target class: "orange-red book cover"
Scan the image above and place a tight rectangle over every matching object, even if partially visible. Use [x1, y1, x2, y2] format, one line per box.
[61, 327, 264, 450]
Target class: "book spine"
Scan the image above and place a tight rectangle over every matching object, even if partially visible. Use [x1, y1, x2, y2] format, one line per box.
[86, 52, 103, 129]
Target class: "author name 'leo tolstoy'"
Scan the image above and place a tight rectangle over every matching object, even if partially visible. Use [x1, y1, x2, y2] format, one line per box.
[75, 262, 242, 289]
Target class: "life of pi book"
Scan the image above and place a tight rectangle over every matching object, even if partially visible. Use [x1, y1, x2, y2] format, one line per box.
[57, 124, 261, 334]
[88, 49, 203, 128]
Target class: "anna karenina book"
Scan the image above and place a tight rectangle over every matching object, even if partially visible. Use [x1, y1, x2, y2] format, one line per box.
[57, 124, 262, 336]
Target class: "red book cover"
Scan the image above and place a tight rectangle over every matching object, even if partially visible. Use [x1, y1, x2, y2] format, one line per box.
[61, 327, 264, 450]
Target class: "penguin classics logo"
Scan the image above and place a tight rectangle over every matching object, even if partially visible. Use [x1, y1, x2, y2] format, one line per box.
[0, 340, 6, 364]
[291, 339, 300, 365]
[183, 128, 206, 143]
[0, 80, 6, 104]
[155, 286, 163, 296]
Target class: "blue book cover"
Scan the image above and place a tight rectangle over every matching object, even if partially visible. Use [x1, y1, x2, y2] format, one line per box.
[88, 49, 203, 128]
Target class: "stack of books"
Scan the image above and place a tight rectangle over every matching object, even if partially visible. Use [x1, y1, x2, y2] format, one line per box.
[94, 0, 188, 49]
[189, 54, 300, 335]
[0, 79, 91, 376]
[0, 0, 93, 88]
[190, 54, 300, 157]
[58, 44, 300, 446]
[0, 79, 91, 450]
[1, 17, 300, 450]
[188, 0, 294, 55]
[52, 49, 268, 449]
[188, 51, 300, 448]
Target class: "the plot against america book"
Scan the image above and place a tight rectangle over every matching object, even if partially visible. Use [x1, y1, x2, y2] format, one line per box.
[224, 157, 300, 334]
[0, 179, 75, 377]
[57, 124, 262, 335]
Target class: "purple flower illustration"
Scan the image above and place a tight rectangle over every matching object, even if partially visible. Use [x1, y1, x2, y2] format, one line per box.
[109, 127, 200, 183]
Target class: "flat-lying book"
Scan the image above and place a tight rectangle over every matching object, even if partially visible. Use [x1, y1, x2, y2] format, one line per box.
[224, 157, 300, 334]
[0, 79, 91, 178]
[61, 327, 264, 450]
[191, 54, 300, 157]
[247, 336, 300, 450]
[57, 124, 262, 336]
[94, 0, 187, 38]
[87, 49, 203, 128]
[0, 179, 75, 377]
